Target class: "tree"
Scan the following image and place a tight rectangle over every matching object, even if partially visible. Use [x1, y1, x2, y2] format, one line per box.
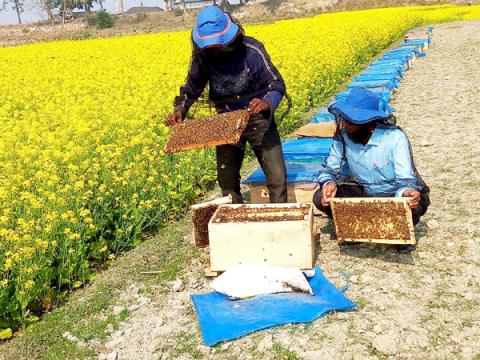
[40, 0, 60, 26]
[1, 0, 24, 24]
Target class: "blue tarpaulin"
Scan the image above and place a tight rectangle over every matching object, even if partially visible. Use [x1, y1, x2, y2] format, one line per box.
[382, 53, 414, 62]
[404, 38, 432, 45]
[310, 107, 335, 123]
[354, 73, 401, 84]
[386, 48, 421, 56]
[281, 138, 333, 161]
[366, 65, 406, 76]
[191, 266, 357, 346]
[243, 162, 325, 185]
[370, 59, 409, 69]
[348, 78, 398, 91]
[361, 67, 403, 77]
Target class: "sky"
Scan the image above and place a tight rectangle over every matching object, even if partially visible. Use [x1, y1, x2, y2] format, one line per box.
[0, 0, 164, 25]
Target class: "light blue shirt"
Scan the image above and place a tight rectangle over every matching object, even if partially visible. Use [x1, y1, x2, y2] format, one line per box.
[318, 125, 422, 197]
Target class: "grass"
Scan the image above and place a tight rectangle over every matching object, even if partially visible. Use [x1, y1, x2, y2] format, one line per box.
[272, 342, 302, 360]
[0, 216, 198, 359]
[171, 331, 203, 359]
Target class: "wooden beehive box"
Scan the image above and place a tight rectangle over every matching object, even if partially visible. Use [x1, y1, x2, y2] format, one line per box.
[191, 195, 232, 248]
[248, 183, 321, 215]
[330, 197, 415, 245]
[164, 110, 250, 153]
[208, 203, 315, 271]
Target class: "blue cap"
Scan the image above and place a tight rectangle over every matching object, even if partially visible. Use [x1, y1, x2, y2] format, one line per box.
[328, 87, 390, 124]
[192, 6, 239, 49]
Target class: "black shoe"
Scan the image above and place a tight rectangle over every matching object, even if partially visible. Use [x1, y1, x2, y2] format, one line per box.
[396, 244, 416, 254]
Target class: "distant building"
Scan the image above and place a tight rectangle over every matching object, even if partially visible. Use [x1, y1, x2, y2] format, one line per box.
[125, 6, 163, 14]
[169, 0, 244, 11]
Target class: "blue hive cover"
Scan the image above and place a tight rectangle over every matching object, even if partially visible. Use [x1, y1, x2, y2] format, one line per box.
[381, 53, 414, 62]
[354, 73, 401, 83]
[243, 162, 325, 185]
[366, 64, 406, 76]
[281, 138, 333, 161]
[386, 47, 421, 56]
[371, 59, 409, 69]
[348, 79, 398, 91]
[311, 107, 335, 123]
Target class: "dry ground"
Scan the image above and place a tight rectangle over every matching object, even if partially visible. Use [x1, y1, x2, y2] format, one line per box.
[1, 19, 479, 360]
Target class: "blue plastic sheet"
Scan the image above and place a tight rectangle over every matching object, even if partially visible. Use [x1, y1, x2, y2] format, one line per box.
[359, 68, 403, 78]
[386, 48, 421, 56]
[365, 65, 406, 77]
[354, 73, 401, 84]
[281, 138, 333, 161]
[398, 45, 427, 57]
[348, 79, 398, 91]
[243, 162, 325, 185]
[404, 38, 432, 45]
[381, 53, 414, 62]
[191, 266, 357, 346]
[370, 59, 410, 69]
[310, 107, 335, 123]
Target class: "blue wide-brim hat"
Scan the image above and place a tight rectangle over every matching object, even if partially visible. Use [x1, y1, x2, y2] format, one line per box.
[193, 6, 239, 49]
[328, 87, 390, 124]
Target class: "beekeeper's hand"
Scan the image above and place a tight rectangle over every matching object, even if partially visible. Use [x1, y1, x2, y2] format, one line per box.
[321, 182, 337, 206]
[164, 110, 183, 127]
[403, 189, 420, 208]
[248, 98, 269, 115]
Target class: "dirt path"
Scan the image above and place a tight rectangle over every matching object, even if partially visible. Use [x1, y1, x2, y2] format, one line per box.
[79, 20, 480, 360]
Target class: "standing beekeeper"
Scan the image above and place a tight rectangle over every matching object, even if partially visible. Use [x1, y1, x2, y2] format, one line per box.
[164, 5, 287, 204]
[314, 88, 430, 252]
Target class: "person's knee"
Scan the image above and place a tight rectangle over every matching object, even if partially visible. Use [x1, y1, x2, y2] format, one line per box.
[313, 188, 323, 209]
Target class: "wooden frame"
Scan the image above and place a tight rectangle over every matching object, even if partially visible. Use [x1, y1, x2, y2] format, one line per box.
[330, 197, 415, 245]
[208, 203, 315, 271]
[293, 123, 336, 138]
[164, 110, 250, 153]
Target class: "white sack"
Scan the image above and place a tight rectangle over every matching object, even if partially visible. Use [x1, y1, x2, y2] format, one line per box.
[211, 263, 313, 299]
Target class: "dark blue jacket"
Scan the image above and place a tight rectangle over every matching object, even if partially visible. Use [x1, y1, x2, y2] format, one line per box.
[174, 36, 286, 118]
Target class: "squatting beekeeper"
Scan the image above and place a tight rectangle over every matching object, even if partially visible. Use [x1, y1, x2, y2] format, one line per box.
[314, 88, 430, 252]
[164, 5, 287, 204]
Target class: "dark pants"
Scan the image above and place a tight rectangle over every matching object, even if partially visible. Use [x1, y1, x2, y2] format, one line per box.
[216, 115, 287, 204]
[313, 183, 430, 225]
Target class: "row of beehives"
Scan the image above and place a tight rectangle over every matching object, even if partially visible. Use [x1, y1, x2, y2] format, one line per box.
[192, 28, 433, 274]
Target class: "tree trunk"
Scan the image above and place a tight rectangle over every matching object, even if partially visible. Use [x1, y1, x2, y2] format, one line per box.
[61, 0, 65, 31]
[43, 0, 55, 26]
[98, 0, 103, 10]
[180, 0, 189, 17]
[13, 0, 22, 24]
